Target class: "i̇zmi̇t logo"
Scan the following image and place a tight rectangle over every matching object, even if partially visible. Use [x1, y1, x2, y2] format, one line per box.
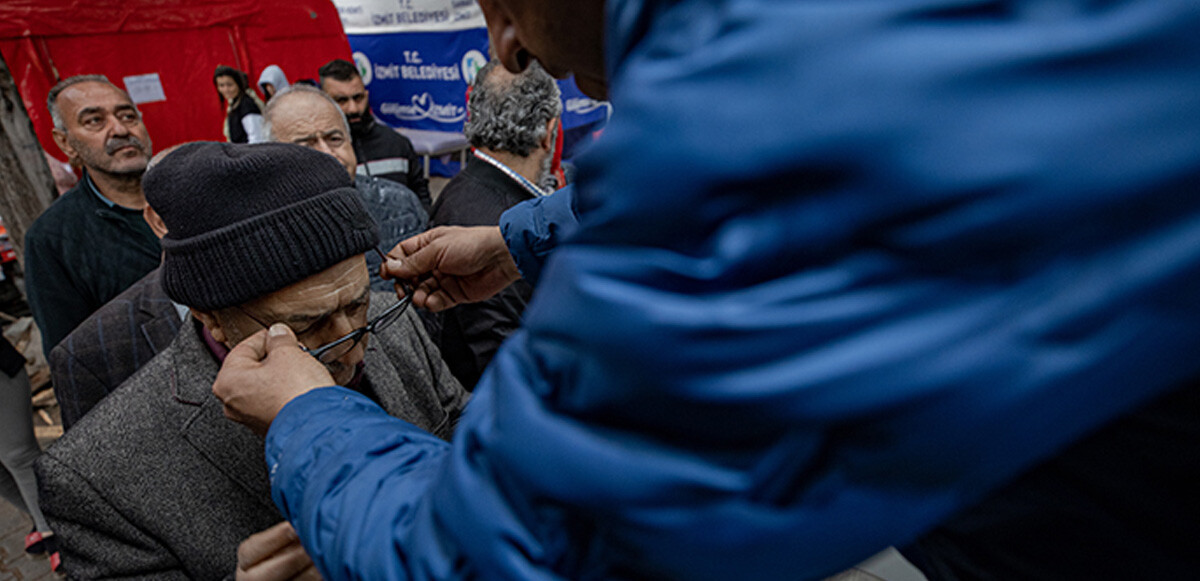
[353, 52, 373, 85]
[461, 50, 487, 86]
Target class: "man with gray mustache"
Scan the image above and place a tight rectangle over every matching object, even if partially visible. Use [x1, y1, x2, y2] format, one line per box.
[25, 75, 161, 358]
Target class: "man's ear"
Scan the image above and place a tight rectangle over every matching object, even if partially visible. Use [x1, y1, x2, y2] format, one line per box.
[478, 0, 529, 73]
[143, 206, 168, 239]
[540, 118, 559, 153]
[190, 309, 227, 344]
[51, 128, 76, 161]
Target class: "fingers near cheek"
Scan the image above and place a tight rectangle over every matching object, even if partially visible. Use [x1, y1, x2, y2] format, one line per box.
[228, 328, 271, 366]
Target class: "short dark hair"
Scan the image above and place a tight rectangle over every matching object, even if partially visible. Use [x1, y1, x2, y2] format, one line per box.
[47, 75, 121, 131]
[318, 59, 360, 83]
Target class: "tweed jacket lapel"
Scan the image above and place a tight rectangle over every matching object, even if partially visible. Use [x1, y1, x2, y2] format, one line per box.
[357, 293, 458, 439]
[361, 343, 433, 427]
[169, 321, 275, 513]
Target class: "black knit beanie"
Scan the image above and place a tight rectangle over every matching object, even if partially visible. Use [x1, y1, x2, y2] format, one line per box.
[144, 141, 379, 310]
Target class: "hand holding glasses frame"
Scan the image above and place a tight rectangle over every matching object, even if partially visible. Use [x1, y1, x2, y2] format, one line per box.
[237, 249, 414, 365]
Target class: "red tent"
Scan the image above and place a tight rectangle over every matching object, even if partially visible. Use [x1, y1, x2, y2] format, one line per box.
[0, 0, 352, 157]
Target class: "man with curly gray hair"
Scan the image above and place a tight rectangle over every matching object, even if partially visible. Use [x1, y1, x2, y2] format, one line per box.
[461, 59, 562, 191]
[426, 59, 561, 389]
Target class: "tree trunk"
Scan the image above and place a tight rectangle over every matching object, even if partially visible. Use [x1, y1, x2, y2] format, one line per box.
[0, 52, 56, 267]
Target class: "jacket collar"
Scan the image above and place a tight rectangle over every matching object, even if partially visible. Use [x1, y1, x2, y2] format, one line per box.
[169, 320, 276, 511]
[472, 150, 548, 198]
[136, 268, 185, 354]
[81, 171, 116, 208]
[461, 155, 540, 203]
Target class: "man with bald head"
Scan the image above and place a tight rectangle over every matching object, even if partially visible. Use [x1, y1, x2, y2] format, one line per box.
[25, 75, 160, 357]
[263, 85, 427, 290]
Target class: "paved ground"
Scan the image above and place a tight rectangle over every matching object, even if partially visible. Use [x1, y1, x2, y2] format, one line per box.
[0, 411, 61, 581]
[0, 502, 59, 581]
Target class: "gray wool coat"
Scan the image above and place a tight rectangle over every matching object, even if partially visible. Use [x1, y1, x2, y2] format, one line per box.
[35, 293, 469, 580]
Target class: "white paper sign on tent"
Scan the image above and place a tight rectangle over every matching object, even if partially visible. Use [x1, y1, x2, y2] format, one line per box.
[123, 73, 166, 105]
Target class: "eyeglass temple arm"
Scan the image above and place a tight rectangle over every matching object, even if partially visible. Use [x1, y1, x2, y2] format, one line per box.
[374, 248, 417, 301]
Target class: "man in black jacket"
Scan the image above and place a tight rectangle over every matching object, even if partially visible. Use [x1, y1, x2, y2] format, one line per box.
[25, 75, 160, 358]
[318, 59, 432, 211]
[428, 59, 560, 389]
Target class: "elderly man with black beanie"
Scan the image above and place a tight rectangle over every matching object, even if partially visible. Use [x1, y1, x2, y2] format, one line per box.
[33, 142, 468, 581]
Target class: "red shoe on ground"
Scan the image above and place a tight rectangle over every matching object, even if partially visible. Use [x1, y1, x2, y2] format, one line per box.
[26, 530, 61, 571]
[24, 529, 48, 554]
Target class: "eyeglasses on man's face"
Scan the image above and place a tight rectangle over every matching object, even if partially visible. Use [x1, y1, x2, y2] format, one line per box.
[237, 285, 412, 364]
[237, 249, 414, 365]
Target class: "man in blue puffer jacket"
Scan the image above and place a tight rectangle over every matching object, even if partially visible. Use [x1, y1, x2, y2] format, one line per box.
[213, 0, 1200, 578]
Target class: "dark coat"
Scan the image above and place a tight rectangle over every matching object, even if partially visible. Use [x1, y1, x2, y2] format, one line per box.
[352, 115, 431, 211]
[49, 268, 182, 430]
[225, 95, 261, 144]
[24, 174, 161, 358]
[35, 293, 468, 580]
[428, 155, 535, 389]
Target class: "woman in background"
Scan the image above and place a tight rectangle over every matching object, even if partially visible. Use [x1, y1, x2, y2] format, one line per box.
[213, 66, 264, 143]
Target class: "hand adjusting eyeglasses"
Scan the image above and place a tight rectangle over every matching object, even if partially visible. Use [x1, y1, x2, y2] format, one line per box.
[237, 249, 414, 364]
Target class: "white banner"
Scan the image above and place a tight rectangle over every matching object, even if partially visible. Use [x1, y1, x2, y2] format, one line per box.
[334, 0, 485, 33]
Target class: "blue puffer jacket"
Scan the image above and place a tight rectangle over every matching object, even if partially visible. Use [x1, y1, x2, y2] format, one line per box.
[499, 184, 577, 285]
[265, 0, 1200, 579]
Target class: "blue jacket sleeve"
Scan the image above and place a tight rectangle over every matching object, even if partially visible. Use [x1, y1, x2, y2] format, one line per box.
[498, 185, 577, 286]
[267, 388, 458, 580]
[268, 0, 1200, 579]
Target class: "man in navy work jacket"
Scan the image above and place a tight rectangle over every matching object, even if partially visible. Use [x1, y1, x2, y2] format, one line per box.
[213, 0, 1200, 578]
